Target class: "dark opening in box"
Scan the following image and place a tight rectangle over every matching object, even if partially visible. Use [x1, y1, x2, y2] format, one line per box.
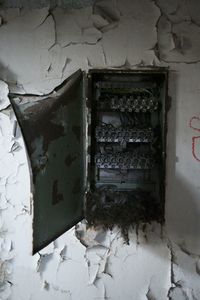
[86, 69, 168, 231]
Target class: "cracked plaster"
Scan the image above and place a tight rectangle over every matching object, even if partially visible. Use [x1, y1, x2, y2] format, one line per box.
[0, 81, 9, 111]
[158, 16, 200, 63]
[0, 0, 161, 94]
[0, 0, 200, 299]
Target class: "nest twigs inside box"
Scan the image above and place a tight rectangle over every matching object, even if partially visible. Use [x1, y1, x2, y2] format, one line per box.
[85, 188, 163, 243]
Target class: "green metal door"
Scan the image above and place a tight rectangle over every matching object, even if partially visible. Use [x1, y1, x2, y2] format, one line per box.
[11, 70, 85, 253]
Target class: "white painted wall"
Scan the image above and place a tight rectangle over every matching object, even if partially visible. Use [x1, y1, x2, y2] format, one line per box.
[0, 1, 200, 299]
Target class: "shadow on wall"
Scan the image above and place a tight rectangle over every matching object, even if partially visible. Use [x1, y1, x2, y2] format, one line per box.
[165, 69, 200, 255]
[0, 60, 20, 92]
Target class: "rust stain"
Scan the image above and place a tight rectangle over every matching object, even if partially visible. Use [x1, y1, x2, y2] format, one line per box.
[65, 154, 77, 166]
[52, 180, 64, 205]
[72, 125, 81, 142]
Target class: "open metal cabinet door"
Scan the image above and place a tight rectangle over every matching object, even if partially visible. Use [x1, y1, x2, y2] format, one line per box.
[10, 70, 85, 254]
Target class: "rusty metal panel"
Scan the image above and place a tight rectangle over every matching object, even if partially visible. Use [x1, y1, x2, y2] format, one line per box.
[11, 70, 85, 253]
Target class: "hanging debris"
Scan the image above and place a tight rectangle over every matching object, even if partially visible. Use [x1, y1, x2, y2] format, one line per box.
[85, 188, 164, 242]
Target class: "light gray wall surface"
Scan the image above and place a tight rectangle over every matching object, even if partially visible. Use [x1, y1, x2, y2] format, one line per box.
[0, 1, 200, 299]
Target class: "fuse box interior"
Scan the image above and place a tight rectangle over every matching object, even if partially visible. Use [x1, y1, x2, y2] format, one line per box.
[86, 70, 167, 229]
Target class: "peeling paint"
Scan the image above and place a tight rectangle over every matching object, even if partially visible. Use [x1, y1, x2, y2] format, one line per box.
[0, 81, 10, 111]
[0, 0, 200, 299]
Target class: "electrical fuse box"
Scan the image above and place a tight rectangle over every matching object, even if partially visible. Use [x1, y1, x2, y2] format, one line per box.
[11, 68, 168, 253]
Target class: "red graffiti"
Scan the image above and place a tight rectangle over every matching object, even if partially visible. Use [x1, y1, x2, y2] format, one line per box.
[192, 136, 200, 162]
[189, 116, 200, 132]
[190, 115, 200, 162]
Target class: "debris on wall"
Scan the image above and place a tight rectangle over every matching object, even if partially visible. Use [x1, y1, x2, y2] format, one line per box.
[85, 189, 163, 243]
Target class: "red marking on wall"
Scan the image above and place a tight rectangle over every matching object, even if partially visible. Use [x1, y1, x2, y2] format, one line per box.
[190, 115, 200, 162]
[192, 136, 200, 162]
[189, 116, 200, 132]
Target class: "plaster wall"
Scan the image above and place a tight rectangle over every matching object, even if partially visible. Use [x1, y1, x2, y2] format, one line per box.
[0, 1, 200, 299]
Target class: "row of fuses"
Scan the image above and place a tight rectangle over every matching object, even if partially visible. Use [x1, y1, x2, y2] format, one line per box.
[96, 82, 155, 92]
[98, 95, 159, 112]
[95, 152, 154, 169]
[95, 126, 153, 143]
